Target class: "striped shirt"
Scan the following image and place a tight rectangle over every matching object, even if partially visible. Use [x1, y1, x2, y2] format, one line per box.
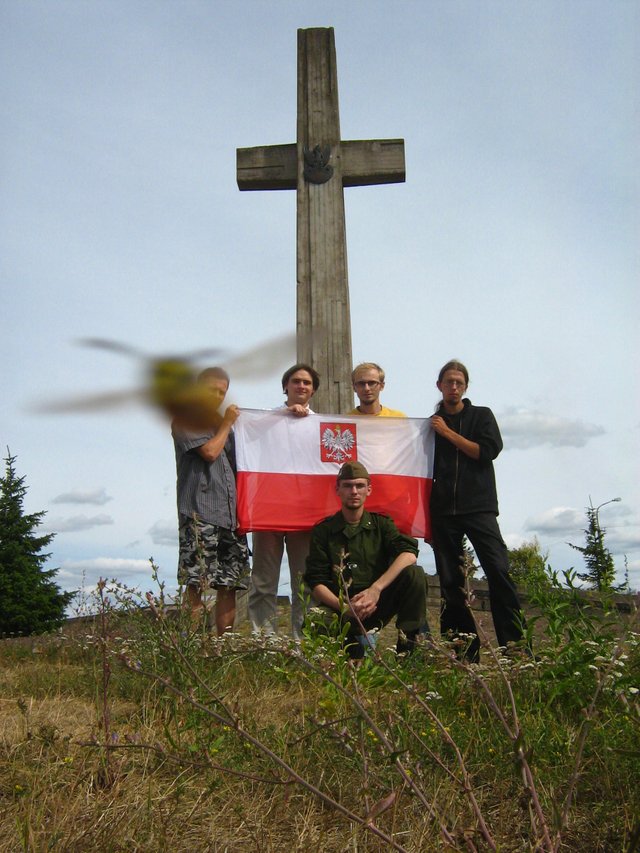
[172, 426, 237, 529]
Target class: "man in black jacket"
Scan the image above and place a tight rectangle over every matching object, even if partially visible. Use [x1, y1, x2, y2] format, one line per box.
[429, 360, 524, 661]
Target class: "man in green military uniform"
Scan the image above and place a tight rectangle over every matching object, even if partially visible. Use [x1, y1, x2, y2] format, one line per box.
[304, 461, 427, 657]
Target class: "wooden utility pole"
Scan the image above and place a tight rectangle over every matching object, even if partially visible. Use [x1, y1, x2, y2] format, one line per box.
[237, 27, 405, 413]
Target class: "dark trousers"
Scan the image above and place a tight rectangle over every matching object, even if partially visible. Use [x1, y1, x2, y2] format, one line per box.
[431, 513, 524, 661]
[308, 564, 427, 658]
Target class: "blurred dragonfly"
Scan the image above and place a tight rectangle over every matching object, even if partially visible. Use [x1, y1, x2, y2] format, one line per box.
[30, 332, 296, 429]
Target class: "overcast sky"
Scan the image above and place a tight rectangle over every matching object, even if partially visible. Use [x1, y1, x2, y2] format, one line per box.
[2, 0, 638, 607]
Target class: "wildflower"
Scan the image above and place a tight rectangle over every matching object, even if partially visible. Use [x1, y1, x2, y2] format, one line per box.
[424, 691, 442, 701]
[629, 687, 639, 695]
[588, 665, 598, 671]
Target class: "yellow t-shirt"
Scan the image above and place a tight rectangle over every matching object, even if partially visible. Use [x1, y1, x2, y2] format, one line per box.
[349, 406, 407, 418]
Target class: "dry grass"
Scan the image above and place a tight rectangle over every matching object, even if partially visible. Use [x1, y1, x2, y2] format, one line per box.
[0, 587, 638, 853]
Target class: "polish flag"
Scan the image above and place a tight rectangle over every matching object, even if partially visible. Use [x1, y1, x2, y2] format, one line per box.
[234, 409, 434, 538]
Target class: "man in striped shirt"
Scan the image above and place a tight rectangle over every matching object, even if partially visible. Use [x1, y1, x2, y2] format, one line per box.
[172, 367, 250, 634]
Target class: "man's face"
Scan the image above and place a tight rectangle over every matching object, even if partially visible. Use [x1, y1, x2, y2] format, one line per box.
[284, 369, 315, 407]
[201, 377, 229, 410]
[436, 369, 467, 408]
[353, 368, 384, 406]
[337, 477, 372, 511]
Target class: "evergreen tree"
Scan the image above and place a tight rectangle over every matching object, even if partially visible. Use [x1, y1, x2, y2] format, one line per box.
[568, 498, 618, 591]
[0, 450, 73, 635]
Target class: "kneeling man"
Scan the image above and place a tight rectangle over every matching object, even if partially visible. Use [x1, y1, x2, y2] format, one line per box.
[304, 461, 426, 657]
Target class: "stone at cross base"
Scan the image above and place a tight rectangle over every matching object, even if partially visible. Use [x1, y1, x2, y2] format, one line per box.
[237, 27, 405, 414]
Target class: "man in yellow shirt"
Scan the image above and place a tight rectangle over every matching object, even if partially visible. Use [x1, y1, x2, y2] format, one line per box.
[349, 362, 406, 417]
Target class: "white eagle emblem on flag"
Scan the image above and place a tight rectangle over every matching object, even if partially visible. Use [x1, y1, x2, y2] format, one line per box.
[320, 424, 356, 464]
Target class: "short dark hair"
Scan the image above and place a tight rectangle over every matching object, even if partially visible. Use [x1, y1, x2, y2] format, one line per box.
[437, 360, 469, 386]
[197, 366, 230, 386]
[281, 363, 321, 392]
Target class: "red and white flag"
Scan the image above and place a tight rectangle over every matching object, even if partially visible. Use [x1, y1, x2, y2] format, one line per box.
[234, 409, 434, 538]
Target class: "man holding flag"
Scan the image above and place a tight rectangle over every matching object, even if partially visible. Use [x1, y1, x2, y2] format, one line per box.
[304, 461, 427, 658]
[429, 359, 524, 661]
[247, 363, 321, 640]
[172, 367, 251, 635]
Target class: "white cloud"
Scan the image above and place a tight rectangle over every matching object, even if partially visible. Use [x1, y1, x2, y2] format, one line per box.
[51, 487, 113, 505]
[526, 506, 640, 557]
[61, 557, 152, 576]
[57, 558, 163, 608]
[503, 532, 534, 550]
[524, 506, 584, 536]
[148, 519, 178, 546]
[43, 514, 114, 533]
[606, 526, 640, 555]
[499, 408, 605, 449]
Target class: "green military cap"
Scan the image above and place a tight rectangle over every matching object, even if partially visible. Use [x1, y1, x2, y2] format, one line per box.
[337, 461, 370, 481]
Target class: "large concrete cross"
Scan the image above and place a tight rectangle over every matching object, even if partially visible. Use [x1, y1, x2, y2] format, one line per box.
[237, 27, 405, 414]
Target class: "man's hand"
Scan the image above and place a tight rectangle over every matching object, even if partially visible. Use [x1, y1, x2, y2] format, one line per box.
[430, 415, 451, 437]
[350, 586, 380, 620]
[430, 414, 481, 460]
[287, 403, 310, 417]
[223, 404, 240, 426]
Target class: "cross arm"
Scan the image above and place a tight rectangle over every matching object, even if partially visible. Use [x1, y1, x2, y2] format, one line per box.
[237, 144, 297, 191]
[341, 139, 405, 187]
[236, 137, 405, 191]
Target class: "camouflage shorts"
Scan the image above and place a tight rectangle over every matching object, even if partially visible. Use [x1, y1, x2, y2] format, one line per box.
[178, 516, 251, 591]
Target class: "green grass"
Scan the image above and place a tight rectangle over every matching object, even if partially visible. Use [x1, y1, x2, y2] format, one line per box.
[0, 575, 638, 852]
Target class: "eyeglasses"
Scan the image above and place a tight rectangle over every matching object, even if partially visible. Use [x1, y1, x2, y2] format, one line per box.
[354, 380, 380, 389]
[442, 379, 466, 388]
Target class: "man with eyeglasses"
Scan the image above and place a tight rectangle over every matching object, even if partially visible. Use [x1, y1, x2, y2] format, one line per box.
[429, 359, 524, 662]
[304, 461, 427, 658]
[349, 362, 406, 417]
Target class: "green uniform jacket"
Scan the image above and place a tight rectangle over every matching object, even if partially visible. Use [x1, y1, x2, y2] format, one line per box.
[304, 510, 419, 596]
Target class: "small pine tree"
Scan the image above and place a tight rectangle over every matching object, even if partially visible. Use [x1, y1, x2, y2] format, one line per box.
[0, 450, 74, 635]
[568, 498, 617, 592]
